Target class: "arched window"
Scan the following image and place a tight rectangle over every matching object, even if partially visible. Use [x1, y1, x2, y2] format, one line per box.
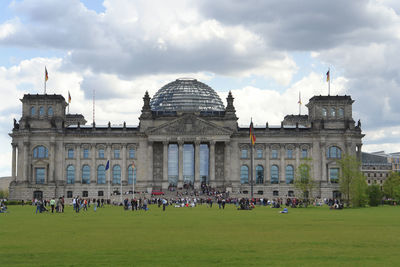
[256, 165, 264, 184]
[322, 108, 327, 117]
[112, 165, 121, 184]
[330, 108, 336, 117]
[129, 148, 136, 159]
[286, 165, 294, 184]
[97, 165, 106, 184]
[98, 148, 105, 158]
[338, 108, 344, 118]
[82, 165, 90, 184]
[30, 106, 35, 116]
[327, 146, 342, 159]
[48, 107, 53, 116]
[240, 165, 249, 184]
[33, 146, 48, 159]
[241, 149, 248, 158]
[128, 165, 137, 185]
[271, 165, 279, 184]
[39, 106, 44, 116]
[68, 148, 74, 159]
[67, 165, 75, 184]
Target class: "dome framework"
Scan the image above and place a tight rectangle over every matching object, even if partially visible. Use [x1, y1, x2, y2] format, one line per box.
[150, 78, 225, 112]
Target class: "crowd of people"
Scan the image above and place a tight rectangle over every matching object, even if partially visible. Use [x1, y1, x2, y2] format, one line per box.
[3, 190, 345, 215]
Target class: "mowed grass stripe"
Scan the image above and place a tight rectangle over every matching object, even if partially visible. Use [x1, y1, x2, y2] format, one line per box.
[0, 205, 400, 266]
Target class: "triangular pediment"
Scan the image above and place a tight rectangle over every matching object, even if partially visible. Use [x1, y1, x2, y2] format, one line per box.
[147, 114, 232, 136]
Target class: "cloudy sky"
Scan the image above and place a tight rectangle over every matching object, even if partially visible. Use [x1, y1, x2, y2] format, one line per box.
[0, 0, 399, 177]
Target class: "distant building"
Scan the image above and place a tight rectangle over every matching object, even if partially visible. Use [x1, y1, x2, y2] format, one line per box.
[0, 176, 12, 192]
[370, 151, 400, 173]
[361, 152, 391, 189]
[9, 79, 364, 200]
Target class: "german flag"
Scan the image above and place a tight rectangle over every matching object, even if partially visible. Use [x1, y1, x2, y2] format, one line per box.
[249, 120, 256, 146]
[45, 67, 48, 81]
[326, 70, 330, 82]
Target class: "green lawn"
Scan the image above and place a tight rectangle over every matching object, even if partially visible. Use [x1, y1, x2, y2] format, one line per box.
[0, 204, 399, 266]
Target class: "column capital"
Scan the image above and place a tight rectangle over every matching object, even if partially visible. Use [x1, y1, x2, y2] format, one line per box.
[11, 142, 17, 148]
[121, 143, 128, 147]
[163, 141, 169, 146]
[209, 140, 216, 146]
[195, 140, 201, 146]
[178, 140, 184, 146]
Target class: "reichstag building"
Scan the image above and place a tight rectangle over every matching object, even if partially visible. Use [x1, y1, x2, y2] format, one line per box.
[8, 78, 364, 200]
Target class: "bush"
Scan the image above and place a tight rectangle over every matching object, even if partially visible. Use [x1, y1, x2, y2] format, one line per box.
[367, 184, 382, 206]
[4, 200, 32, 205]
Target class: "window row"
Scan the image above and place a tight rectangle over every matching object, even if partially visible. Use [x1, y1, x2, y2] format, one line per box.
[241, 148, 309, 159]
[240, 165, 295, 184]
[67, 148, 136, 159]
[66, 190, 105, 198]
[65, 164, 136, 185]
[321, 107, 344, 118]
[30, 106, 53, 116]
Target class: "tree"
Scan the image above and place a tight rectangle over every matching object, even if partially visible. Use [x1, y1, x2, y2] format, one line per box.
[294, 159, 316, 206]
[367, 184, 382, 206]
[337, 154, 368, 207]
[383, 172, 400, 201]
[0, 189, 9, 199]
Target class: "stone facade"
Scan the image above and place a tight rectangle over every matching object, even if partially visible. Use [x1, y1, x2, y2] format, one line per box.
[9, 82, 364, 201]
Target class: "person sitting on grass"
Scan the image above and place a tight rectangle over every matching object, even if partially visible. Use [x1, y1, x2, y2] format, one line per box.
[279, 208, 288, 214]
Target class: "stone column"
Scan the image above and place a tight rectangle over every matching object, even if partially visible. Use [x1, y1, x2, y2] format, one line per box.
[11, 143, 17, 182]
[122, 144, 127, 185]
[91, 144, 96, 184]
[296, 144, 300, 171]
[76, 144, 81, 184]
[147, 141, 153, 186]
[49, 141, 56, 183]
[178, 141, 184, 187]
[321, 143, 327, 182]
[23, 141, 29, 183]
[107, 144, 111, 199]
[265, 145, 270, 184]
[162, 141, 169, 190]
[209, 141, 216, 187]
[280, 145, 285, 184]
[194, 141, 201, 189]
[224, 141, 231, 186]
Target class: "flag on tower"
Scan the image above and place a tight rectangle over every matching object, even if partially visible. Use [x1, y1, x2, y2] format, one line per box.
[326, 70, 330, 82]
[68, 91, 71, 103]
[298, 91, 302, 105]
[249, 120, 256, 146]
[45, 67, 48, 82]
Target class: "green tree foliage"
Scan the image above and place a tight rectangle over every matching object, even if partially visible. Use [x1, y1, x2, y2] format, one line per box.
[366, 184, 382, 206]
[0, 189, 9, 199]
[337, 154, 368, 207]
[383, 172, 400, 201]
[294, 159, 315, 206]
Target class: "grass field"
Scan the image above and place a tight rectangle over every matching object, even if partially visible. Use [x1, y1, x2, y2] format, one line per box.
[1, 204, 400, 266]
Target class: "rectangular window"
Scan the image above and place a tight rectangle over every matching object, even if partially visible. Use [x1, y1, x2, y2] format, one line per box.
[301, 149, 308, 159]
[98, 149, 105, 159]
[286, 149, 293, 159]
[330, 168, 339, 183]
[257, 149, 263, 158]
[68, 149, 74, 159]
[241, 149, 248, 158]
[83, 148, 89, 159]
[35, 168, 45, 184]
[114, 149, 120, 159]
[271, 149, 278, 159]
[82, 191, 88, 197]
[129, 148, 135, 159]
[273, 190, 279, 196]
[67, 191, 73, 198]
[98, 191, 104, 197]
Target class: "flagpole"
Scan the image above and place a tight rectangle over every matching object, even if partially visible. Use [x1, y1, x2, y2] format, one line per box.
[132, 163, 135, 199]
[250, 118, 254, 200]
[108, 161, 111, 203]
[120, 174, 123, 204]
[44, 67, 47, 94]
[328, 67, 331, 96]
[298, 91, 301, 115]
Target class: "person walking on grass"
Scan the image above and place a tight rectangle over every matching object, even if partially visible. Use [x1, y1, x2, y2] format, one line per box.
[50, 198, 55, 213]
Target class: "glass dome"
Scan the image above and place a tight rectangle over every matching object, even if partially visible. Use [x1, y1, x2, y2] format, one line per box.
[150, 78, 225, 112]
